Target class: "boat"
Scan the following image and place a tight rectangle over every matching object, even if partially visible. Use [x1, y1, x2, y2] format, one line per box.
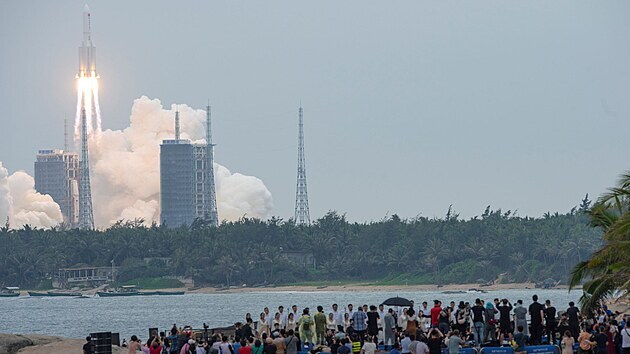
[156, 291, 185, 296]
[28, 291, 83, 297]
[138, 291, 160, 296]
[97, 285, 140, 297]
[47, 291, 82, 297]
[97, 290, 140, 297]
[0, 287, 20, 297]
[466, 288, 488, 294]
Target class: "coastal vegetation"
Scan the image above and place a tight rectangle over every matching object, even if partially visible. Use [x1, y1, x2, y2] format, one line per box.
[0, 199, 603, 289]
[570, 171, 630, 312]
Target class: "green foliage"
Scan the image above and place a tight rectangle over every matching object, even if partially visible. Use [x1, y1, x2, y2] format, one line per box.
[0, 205, 602, 289]
[570, 171, 630, 314]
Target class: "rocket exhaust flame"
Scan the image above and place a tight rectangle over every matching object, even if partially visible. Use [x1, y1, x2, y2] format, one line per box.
[74, 4, 101, 144]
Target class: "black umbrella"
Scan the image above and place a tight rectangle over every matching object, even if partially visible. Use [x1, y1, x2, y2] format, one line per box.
[381, 296, 413, 307]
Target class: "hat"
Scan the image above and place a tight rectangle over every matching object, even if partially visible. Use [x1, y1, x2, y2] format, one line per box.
[188, 339, 195, 345]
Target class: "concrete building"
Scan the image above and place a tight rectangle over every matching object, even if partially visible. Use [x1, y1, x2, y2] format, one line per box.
[160, 140, 213, 227]
[53, 266, 118, 288]
[34, 149, 79, 227]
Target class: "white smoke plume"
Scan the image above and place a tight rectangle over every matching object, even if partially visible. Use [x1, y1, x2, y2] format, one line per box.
[0, 162, 64, 229]
[89, 96, 274, 227]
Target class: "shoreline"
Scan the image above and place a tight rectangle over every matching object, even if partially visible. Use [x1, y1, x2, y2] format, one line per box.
[187, 282, 571, 294]
[19, 282, 575, 296]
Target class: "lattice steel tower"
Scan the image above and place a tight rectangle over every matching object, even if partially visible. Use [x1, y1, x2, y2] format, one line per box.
[294, 106, 311, 225]
[205, 103, 219, 226]
[78, 107, 95, 229]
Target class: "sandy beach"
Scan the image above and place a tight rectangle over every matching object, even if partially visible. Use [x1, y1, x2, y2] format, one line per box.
[185, 282, 568, 294]
[25, 282, 570, 297]
[0, 333, 126, 354]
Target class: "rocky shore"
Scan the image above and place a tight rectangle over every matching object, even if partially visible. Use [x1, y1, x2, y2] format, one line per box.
[0, 333, 125, 354]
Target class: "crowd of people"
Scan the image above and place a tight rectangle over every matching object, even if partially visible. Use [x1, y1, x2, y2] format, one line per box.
[92, 295, 629, 354]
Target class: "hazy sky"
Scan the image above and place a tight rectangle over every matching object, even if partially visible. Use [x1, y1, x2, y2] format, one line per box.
[1, 1, 629, 222]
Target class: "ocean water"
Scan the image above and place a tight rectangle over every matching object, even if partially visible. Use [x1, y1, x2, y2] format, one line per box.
[0, 289, 580, 341]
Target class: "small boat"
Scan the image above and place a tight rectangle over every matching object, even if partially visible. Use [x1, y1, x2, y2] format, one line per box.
[28, 291, 82, 297]
[97, 290, 140, 297]
[97, 285, 140, 297]
[0, 287, 20, 297]
[138, 291, 160, 296]
[157, 291, 185, 296]
[466, 288, 488, 294]
[47, 291, 82, 297]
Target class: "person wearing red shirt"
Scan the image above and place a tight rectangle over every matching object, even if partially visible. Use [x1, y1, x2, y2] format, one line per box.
[430, 300, 443, 328]
[149, 337, 162, 354]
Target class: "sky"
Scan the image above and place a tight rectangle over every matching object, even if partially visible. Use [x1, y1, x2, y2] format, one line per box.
[0, 1, 629, 223]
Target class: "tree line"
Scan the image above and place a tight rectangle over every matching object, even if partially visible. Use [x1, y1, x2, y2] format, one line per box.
[0, 200, 601, 289]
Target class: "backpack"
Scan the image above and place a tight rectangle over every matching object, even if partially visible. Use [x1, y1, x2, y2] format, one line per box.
[457, 310, 466, 325]
[302, 317, 311, 331]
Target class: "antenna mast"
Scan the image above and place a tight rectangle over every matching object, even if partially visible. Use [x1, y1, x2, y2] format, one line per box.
[205, 102, 219, 226]
[294, 106, 311, 225]
[78, 107, 95, 229]
[175, 107, 180, 142]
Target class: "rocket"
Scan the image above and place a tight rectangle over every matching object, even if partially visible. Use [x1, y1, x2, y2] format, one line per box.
[78, 4, 96, 78]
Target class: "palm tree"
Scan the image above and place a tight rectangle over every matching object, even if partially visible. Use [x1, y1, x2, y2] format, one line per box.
[569, 171, 630, 313]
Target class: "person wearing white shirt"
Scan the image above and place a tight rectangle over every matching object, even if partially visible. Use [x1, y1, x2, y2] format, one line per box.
[278, 306, 288, 329]
[291, 305, 299, 323]
[621, 322, 630, 354]
[263, 307, 272, 326]
[332, 304, 343, 331]
[360, 337, 378, 354]
[347, 304, 355, 321]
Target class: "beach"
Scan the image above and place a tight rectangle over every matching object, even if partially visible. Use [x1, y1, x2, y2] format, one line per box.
[37, 281, 564, 297]
[0, 333, 126, 354]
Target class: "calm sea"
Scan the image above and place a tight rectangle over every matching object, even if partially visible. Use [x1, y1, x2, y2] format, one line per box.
[0, 289, 580, 341]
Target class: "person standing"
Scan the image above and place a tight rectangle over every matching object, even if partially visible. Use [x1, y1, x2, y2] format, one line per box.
[298, 309, 314, 346]
[447, 330, 465, 354]
[561, 331, 575, 354]
[484, 302, 498, 343]
[83, 336, 93, 354]
[315, 306, 328, 345]
[529, 295, 545, 345]
[284, 331, 298, 354]
[333, 304, 344, 332]
[129, 335, 142, 354]
[360, 336, 378, 354]
[427, 329, 445, 354]
[401, 332, 411, 354]
[513, 300, 528, 336]
[421, 302, 431, 331]
[273, 330, 286, 354]
[278, 306, 288, 330]
[353, 306, 368, 342]
[430, 301, 442, 329]
[594, 326, 608, 354]
[544, 300, 557, 344]
[497, 299, 513, 343]
[566, 302, 581, 340]
[471, 298, 485, 345]
[367, 306, 381, 339]
[384, 309, 396, 347]
[621, 322, 630, 354]
[513, 326, 529, 354]
[578, 326, 595, 354]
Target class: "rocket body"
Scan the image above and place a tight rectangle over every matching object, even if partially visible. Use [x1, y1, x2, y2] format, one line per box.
[79, 4, 96, 78]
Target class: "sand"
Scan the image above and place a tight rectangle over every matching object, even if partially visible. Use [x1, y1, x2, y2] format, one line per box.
[185, 282, 567, 294]
[0, 333, 127, 354]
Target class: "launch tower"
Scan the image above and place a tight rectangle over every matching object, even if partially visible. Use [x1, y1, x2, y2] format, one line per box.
[204, 104, 219, 226]
[294, 106, 311, 225]
[76, 5, 97, 229]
